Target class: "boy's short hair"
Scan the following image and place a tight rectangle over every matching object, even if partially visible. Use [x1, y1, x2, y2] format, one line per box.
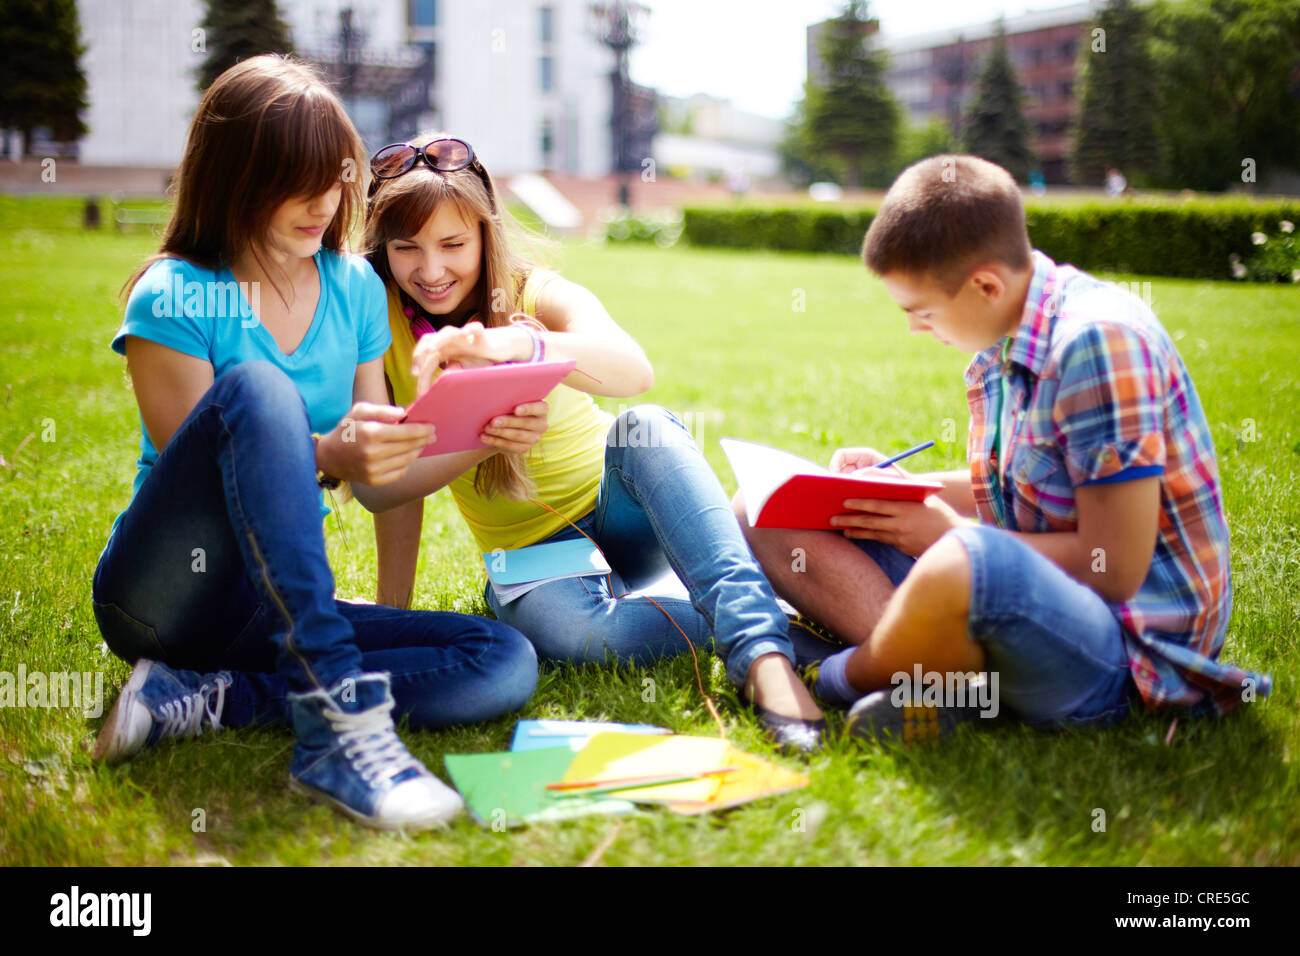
[862, 155, 1032, 295]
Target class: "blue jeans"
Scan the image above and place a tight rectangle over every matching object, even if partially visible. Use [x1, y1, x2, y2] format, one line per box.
[853, 524, 1139, 727]
[92, 362, 536, 729]
[485, 405, 793, 686]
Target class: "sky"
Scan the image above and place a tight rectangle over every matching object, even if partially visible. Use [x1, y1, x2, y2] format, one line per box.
[629, 0, 1057, 120]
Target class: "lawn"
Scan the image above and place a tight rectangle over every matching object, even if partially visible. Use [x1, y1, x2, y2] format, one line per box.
[0, 195, 1296, 865]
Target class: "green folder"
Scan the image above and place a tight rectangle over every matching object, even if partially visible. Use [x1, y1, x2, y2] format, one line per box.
[443, 747, 636, 828]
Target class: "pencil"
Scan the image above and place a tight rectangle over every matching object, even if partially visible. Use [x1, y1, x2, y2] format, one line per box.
[871, 440, 935, 470]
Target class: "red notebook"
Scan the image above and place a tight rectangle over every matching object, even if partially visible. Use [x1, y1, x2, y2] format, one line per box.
[399, 359, 577, 456]
[720, 438, 943, 530]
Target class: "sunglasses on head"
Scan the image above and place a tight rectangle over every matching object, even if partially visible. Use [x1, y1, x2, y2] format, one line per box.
[368, 137, 496, 211]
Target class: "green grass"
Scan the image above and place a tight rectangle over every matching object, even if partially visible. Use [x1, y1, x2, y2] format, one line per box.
[0, 195, 1296, 865]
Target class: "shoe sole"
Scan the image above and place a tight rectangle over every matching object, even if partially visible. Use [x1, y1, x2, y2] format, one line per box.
[847, 693, 982, 746]
[287, 775, 463, 833]
[92, 658, 156, 763]
[853, 701, 945, 745]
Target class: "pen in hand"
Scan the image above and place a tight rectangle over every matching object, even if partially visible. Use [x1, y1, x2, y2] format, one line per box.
[851, 439, 935, 476]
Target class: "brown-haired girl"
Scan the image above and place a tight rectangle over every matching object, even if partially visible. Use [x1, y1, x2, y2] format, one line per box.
[91, 58, 544, 829]
[359, 133, 827, 752]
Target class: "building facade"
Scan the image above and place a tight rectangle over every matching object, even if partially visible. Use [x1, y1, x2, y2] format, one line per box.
[808, 2, 1106, 184]
[78, 0, 206, 166]
[74, 0, 623, 177]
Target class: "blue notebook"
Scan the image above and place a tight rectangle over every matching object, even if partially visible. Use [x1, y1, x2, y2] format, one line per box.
[483, 537, 612, 605]
[511, 719, 672, 753]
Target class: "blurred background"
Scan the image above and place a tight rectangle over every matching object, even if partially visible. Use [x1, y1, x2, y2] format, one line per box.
[2, 0, 1299, 234]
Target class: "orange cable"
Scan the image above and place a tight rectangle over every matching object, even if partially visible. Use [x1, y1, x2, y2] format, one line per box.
[528, 497, 727, 740]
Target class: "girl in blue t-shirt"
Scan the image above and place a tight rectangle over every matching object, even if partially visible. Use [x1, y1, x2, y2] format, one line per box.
[90, 55, 547, 831]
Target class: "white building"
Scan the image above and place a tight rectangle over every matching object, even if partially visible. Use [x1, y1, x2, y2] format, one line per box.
[654, 93, 783, 181]
[76, 0, 616, 177]
[78, 0, 205, 166]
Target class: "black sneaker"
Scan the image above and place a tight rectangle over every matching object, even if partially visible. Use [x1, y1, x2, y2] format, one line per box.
[785, 612, 846, 669]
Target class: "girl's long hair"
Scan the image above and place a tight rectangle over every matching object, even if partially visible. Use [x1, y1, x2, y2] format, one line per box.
[364, 131, 544, 501]
[123, 54, 367, 302]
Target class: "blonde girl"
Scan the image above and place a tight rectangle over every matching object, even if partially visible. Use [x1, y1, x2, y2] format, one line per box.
[359, 133, 826, 751]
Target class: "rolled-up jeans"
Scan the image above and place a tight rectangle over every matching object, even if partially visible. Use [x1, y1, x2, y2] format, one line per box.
[486, 404, 794, 687]
[92, 361, 536, 728]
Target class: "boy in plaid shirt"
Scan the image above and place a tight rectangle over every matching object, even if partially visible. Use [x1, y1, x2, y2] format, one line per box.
[737, 155, 1271, 742]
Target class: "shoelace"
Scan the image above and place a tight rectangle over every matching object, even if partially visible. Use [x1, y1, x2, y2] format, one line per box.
[326, 700, 423, 788]
[156, 672, 232, 739]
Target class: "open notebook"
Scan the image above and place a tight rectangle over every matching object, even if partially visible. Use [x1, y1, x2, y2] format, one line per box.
[721, 437, 943, 529]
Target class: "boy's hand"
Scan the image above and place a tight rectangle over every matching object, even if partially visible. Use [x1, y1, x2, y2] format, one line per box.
[830, 494, 972, 557]
[830, 446, 908, 478]
[480, 400, 549, 454]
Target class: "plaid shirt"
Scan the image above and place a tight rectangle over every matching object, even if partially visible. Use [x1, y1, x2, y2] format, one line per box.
[964, 250, 1270, 715]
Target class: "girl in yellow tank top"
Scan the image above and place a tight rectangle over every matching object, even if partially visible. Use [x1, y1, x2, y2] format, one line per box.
[359, 132, 827, 751]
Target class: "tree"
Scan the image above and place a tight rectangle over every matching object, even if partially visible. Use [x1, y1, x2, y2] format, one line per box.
[779, 84, 842, 186]
[803, 1, 900, 187]
[896, 116, 958, 170]
[962, 21, 1036, 182]
[197, 0, 294, 93]
[0, 0, 88, 156]
[1147, 0, 1300, 192]
[1071, 0, 1160, 186]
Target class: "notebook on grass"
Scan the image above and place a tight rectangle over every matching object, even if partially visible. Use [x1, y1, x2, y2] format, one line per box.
[443, 747, 635, 828]
[665, 746, 810, 815]
[510, 719, 672, 753]
[552, 732, 735, 802]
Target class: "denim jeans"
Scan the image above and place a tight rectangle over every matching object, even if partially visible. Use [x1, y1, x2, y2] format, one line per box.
[92, 361, 537, 729]
[852, 525, 1139, 727]
[485, 404, 793, 686]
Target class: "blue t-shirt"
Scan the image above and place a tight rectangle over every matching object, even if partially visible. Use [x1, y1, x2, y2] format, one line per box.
[110, 249, 391, 530]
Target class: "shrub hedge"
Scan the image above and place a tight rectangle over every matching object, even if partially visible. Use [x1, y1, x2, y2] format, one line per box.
[680, 199, 1300, 280]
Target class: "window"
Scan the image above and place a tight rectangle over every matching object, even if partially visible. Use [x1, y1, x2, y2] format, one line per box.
[540, 118, 555, 167]
[539, 6, 554, 45]
[410, 0, 436, 27]
[539, 55, 554, 92]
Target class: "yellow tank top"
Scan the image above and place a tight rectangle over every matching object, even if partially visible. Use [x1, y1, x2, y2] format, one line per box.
[382, 268, 612, 553]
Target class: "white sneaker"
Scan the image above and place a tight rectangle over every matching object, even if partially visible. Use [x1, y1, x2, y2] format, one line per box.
[93, 659, 231, 763]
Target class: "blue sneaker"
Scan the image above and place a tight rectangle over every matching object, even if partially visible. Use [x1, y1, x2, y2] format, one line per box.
[93, 659, 232, 764]
[287, 672, 463, 832]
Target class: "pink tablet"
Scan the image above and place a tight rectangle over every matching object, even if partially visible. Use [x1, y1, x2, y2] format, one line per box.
[399, 359, 578, 456]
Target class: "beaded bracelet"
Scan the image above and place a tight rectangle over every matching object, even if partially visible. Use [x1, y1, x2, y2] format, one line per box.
[521, 324, 545, 363]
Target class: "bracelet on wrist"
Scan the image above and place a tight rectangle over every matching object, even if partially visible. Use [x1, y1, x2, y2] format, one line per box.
[520, 324, 545, 363]
[311, 433, 342, 490]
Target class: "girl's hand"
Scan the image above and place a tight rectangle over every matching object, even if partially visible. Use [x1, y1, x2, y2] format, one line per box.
[317, 402, 434, 486]
[830, 446, 908, 478]
[830, 494, 971, 557]
[412, 321, 531, 394]
[481, 400, 549, 454]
